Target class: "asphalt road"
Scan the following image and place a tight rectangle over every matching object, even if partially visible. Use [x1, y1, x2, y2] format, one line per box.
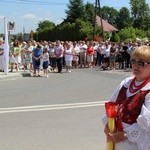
[0, 68, 132, 150]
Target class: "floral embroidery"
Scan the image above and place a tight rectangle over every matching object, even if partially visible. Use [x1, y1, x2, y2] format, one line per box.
[114, 86, 149, 130]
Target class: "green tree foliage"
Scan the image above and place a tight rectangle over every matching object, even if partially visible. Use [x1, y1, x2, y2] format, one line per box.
[64, 0, 86, 23]
[34, 0, 150, 42]
[35, 20, 55, 41]
[118, 27, 146, 42]
[110, 32, 120, 42]
[36, 20, 55, 32]
[130, 0, 150, 30]
[58, 19, 93, 41]
[74, 19, 93, 40]
[146, 29, 150, 38]
[59, 22, 75, 41]
[84, 2, 95, 26]
[116, 7, 133, 29]
[101, 6, 119, 27]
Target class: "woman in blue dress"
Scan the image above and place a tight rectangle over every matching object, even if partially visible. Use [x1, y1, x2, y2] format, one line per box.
[32, 44, 43, 76]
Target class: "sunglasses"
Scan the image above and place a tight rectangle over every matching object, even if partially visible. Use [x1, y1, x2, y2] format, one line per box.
[131, 59, 150, 67]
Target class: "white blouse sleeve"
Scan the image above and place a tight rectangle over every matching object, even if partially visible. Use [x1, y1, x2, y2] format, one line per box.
[124, 92, 150, 150]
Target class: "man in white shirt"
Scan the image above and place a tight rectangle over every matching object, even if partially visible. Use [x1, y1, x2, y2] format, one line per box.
[79, 41, 87, 68]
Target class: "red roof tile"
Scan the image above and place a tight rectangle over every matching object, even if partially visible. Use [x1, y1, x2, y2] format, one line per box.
[96, 16, 118, 32]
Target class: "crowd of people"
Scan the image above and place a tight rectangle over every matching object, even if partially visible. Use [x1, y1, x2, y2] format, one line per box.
[1, 37, 150, 150]
[0, 38, 150, 77]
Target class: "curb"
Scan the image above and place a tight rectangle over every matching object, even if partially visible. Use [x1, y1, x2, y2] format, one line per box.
[0, 71, 31, 80]
[20, 72, 31, 77]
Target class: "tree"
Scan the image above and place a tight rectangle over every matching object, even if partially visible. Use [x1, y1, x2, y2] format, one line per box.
[64, 0, 86, 23]
[116, 7, 133, 29]
[101, 6, 119, 28]
[74, 19, 93, 40]
[34, 0, 150, 42]
[130, 0, 150, 30]
[110, 32, 120, 42]
[146, 29, 150, 39]
[36, 20, 55, 32]
[118, 27, 146, 41]
[35, 20, 55, 41]
[84, 2, 95, 26]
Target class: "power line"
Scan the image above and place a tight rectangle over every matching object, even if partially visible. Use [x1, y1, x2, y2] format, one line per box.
[0, 0, 131, 9]
[0, 0, 67, 5]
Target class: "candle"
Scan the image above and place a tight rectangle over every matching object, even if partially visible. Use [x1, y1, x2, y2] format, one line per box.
[107, 117, 115, 150]
[105, 102, 117, 150]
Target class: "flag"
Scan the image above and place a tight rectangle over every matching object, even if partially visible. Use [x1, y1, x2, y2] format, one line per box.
[3, 17, 10, 75]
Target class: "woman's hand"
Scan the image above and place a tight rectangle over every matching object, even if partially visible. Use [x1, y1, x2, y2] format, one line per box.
[104, 124, 127, 143]
[107, 131, 127, 143]
[104, 124, 110, 137]
[34, 57, 39, 61]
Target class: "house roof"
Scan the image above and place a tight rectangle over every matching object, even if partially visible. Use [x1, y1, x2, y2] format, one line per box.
[96, 16, 118, 32]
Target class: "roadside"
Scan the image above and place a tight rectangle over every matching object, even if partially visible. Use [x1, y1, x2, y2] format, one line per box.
[0, 67, 132, 80]
[0, 70, 31, 80]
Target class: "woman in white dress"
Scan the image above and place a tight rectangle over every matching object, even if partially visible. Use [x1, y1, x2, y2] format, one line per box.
[64, 42, 73, 73]
[102, 45, 150, 150]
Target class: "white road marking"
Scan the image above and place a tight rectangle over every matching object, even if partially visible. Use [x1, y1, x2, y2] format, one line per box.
[0, 78, 18, 81]
[0, 101, 107, 114]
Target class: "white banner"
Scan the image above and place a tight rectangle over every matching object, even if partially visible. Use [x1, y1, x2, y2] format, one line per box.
[3, 18, 10, 75]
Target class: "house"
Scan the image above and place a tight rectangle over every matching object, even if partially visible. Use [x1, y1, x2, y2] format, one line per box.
[96, 16, 118, 32]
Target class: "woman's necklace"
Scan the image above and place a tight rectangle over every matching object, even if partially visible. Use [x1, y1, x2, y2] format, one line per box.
[129, 77, 150, 93]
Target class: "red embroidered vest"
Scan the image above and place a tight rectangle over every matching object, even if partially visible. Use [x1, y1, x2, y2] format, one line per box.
[114, 86, 150, 131]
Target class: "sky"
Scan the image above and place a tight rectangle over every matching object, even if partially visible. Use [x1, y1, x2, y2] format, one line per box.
[0, 0, 150, 34]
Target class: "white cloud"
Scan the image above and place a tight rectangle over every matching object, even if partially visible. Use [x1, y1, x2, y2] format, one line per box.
[38, 8, 43, 11]
[45, 11, 51, 17]
[0, 15, 5, 19]
[23, 13, 37, 20]
[44, 18, 51, 20]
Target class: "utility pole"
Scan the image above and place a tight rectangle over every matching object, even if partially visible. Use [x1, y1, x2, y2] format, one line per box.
[93, 0, 97, 40]
[23, 27, 25, 41]
[93, 0, 104, 41]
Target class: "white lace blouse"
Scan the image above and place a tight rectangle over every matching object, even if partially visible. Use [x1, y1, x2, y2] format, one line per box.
[102, 76, 150, 150]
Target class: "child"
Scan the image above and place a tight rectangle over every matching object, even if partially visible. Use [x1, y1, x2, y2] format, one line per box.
[42, 48, 49, 77]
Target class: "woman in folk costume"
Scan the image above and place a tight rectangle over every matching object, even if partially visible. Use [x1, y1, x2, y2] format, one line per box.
[102, 45, 150, 150]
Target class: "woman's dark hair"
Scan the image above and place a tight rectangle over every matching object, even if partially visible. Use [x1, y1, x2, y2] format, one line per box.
[37, 44, 42, 49]
[13, 40, 19, 47]
[43, 47, 48, 53]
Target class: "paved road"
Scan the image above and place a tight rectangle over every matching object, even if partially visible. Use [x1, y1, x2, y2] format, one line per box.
[0, 68, 132, 150]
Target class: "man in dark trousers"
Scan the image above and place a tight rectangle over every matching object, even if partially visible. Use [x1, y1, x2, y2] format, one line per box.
[54, 40, 64, 73]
